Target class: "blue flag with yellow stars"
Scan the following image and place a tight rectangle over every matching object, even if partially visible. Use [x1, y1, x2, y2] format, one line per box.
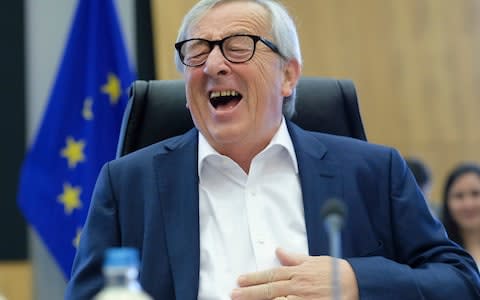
[17, 0, 135, 278]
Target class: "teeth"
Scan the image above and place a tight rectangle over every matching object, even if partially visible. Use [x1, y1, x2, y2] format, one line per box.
[210, 90, 239, 99]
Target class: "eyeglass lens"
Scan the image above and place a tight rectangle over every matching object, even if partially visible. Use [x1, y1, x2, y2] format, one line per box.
[181, 35, 255, 66]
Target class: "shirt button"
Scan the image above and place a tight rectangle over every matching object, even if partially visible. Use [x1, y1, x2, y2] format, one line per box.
[255, 234, 265, 244]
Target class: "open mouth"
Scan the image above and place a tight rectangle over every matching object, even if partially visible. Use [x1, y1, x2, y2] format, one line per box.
[209, 90, 243, 111]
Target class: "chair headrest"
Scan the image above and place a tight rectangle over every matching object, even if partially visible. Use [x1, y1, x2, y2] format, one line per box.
[117, 76, 366, 157]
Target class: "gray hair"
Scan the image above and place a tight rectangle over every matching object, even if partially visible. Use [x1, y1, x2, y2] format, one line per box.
[174, 0, 302, 118]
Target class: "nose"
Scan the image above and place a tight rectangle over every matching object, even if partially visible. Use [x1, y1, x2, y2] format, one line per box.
[203, 45, 230, 77]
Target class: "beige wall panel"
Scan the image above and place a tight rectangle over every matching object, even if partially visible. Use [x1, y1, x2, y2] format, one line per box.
[151, 0, 198, 79]
[151, 0, 480, 202]
[0, 262, 32, 300]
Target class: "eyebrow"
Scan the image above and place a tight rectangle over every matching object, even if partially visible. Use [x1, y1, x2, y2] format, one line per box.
[189, 31, 254, 39]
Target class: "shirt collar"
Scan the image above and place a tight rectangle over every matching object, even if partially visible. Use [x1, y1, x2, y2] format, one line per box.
[198, 117, 298, 174]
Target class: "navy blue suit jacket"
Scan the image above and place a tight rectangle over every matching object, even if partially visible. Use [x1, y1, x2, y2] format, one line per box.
[66, 121, 480, 299]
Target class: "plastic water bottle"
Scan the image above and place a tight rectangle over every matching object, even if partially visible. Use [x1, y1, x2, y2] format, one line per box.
[94, 247, 153, 300]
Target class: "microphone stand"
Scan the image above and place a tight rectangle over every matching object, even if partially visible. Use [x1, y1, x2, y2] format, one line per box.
[321, 198, 347, 300]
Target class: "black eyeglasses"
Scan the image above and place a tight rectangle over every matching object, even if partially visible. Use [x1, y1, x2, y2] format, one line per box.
[174, 34, 284, 67]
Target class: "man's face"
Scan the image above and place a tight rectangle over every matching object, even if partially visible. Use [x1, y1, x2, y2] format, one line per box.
[182, 1, 299, 156]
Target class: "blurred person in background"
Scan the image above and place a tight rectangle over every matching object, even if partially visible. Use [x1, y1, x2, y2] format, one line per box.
[442, 163, 480, 266]
[405, 157, 440, 215]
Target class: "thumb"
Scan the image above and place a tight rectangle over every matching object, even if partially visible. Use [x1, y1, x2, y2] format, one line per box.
[276, 248, 309, 266]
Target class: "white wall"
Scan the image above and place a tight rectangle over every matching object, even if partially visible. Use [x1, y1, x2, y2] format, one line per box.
[25, 1, 136, 298]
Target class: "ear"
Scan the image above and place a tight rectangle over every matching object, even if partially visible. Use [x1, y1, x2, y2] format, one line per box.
[281, 59, 301, 97]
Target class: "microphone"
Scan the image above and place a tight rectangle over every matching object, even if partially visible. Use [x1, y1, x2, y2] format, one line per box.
[321, 198, 347, 300]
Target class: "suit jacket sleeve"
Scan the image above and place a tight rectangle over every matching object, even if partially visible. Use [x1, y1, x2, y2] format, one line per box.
[346, 148, 480, 299]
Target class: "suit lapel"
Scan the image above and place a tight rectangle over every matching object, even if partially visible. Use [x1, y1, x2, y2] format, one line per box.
[288, 122, 343, 256]
[154, 129, 200, 300]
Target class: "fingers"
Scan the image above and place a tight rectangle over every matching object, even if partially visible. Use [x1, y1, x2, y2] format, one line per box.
[275, 248, 309, 266]
[232, 280, 291, 300]
[237, 249, 308, 288]
[238, 268, 290, 287]
[233, 253, 344, 300]
[273, 296, 302, 300]
[234, 267, 294, 300]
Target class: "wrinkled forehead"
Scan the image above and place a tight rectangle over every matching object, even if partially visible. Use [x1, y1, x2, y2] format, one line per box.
[186, 1, 272, 39]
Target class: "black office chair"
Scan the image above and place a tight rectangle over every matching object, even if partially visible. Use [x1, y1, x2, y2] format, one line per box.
[116, 77, 367, 157]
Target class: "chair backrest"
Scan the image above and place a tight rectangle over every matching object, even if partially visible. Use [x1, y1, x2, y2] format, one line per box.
[116, 76, 367, 157]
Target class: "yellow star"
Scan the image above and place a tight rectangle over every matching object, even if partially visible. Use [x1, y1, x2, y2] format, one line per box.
[101, 73, 121, 105]
[58, 183, 82, 215]
[82, 97, 94, 121]
[73, 227, 82, 248]
[60, 137, 86, 169]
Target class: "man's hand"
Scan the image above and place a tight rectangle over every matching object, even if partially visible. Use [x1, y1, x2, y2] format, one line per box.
[230, 248, 359, 300]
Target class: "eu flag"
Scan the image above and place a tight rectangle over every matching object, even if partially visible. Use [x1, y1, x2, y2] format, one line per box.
[17, 0, 135, 278]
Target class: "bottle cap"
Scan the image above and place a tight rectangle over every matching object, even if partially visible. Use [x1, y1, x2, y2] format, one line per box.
[103, 247, 139, 268]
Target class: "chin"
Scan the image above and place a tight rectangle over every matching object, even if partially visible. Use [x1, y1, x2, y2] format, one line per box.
[459, 221, 480, 231]
[209, 122, 248, 139]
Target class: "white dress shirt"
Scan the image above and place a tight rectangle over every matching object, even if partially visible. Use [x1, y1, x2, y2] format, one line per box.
[197, 118, 309, 300]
